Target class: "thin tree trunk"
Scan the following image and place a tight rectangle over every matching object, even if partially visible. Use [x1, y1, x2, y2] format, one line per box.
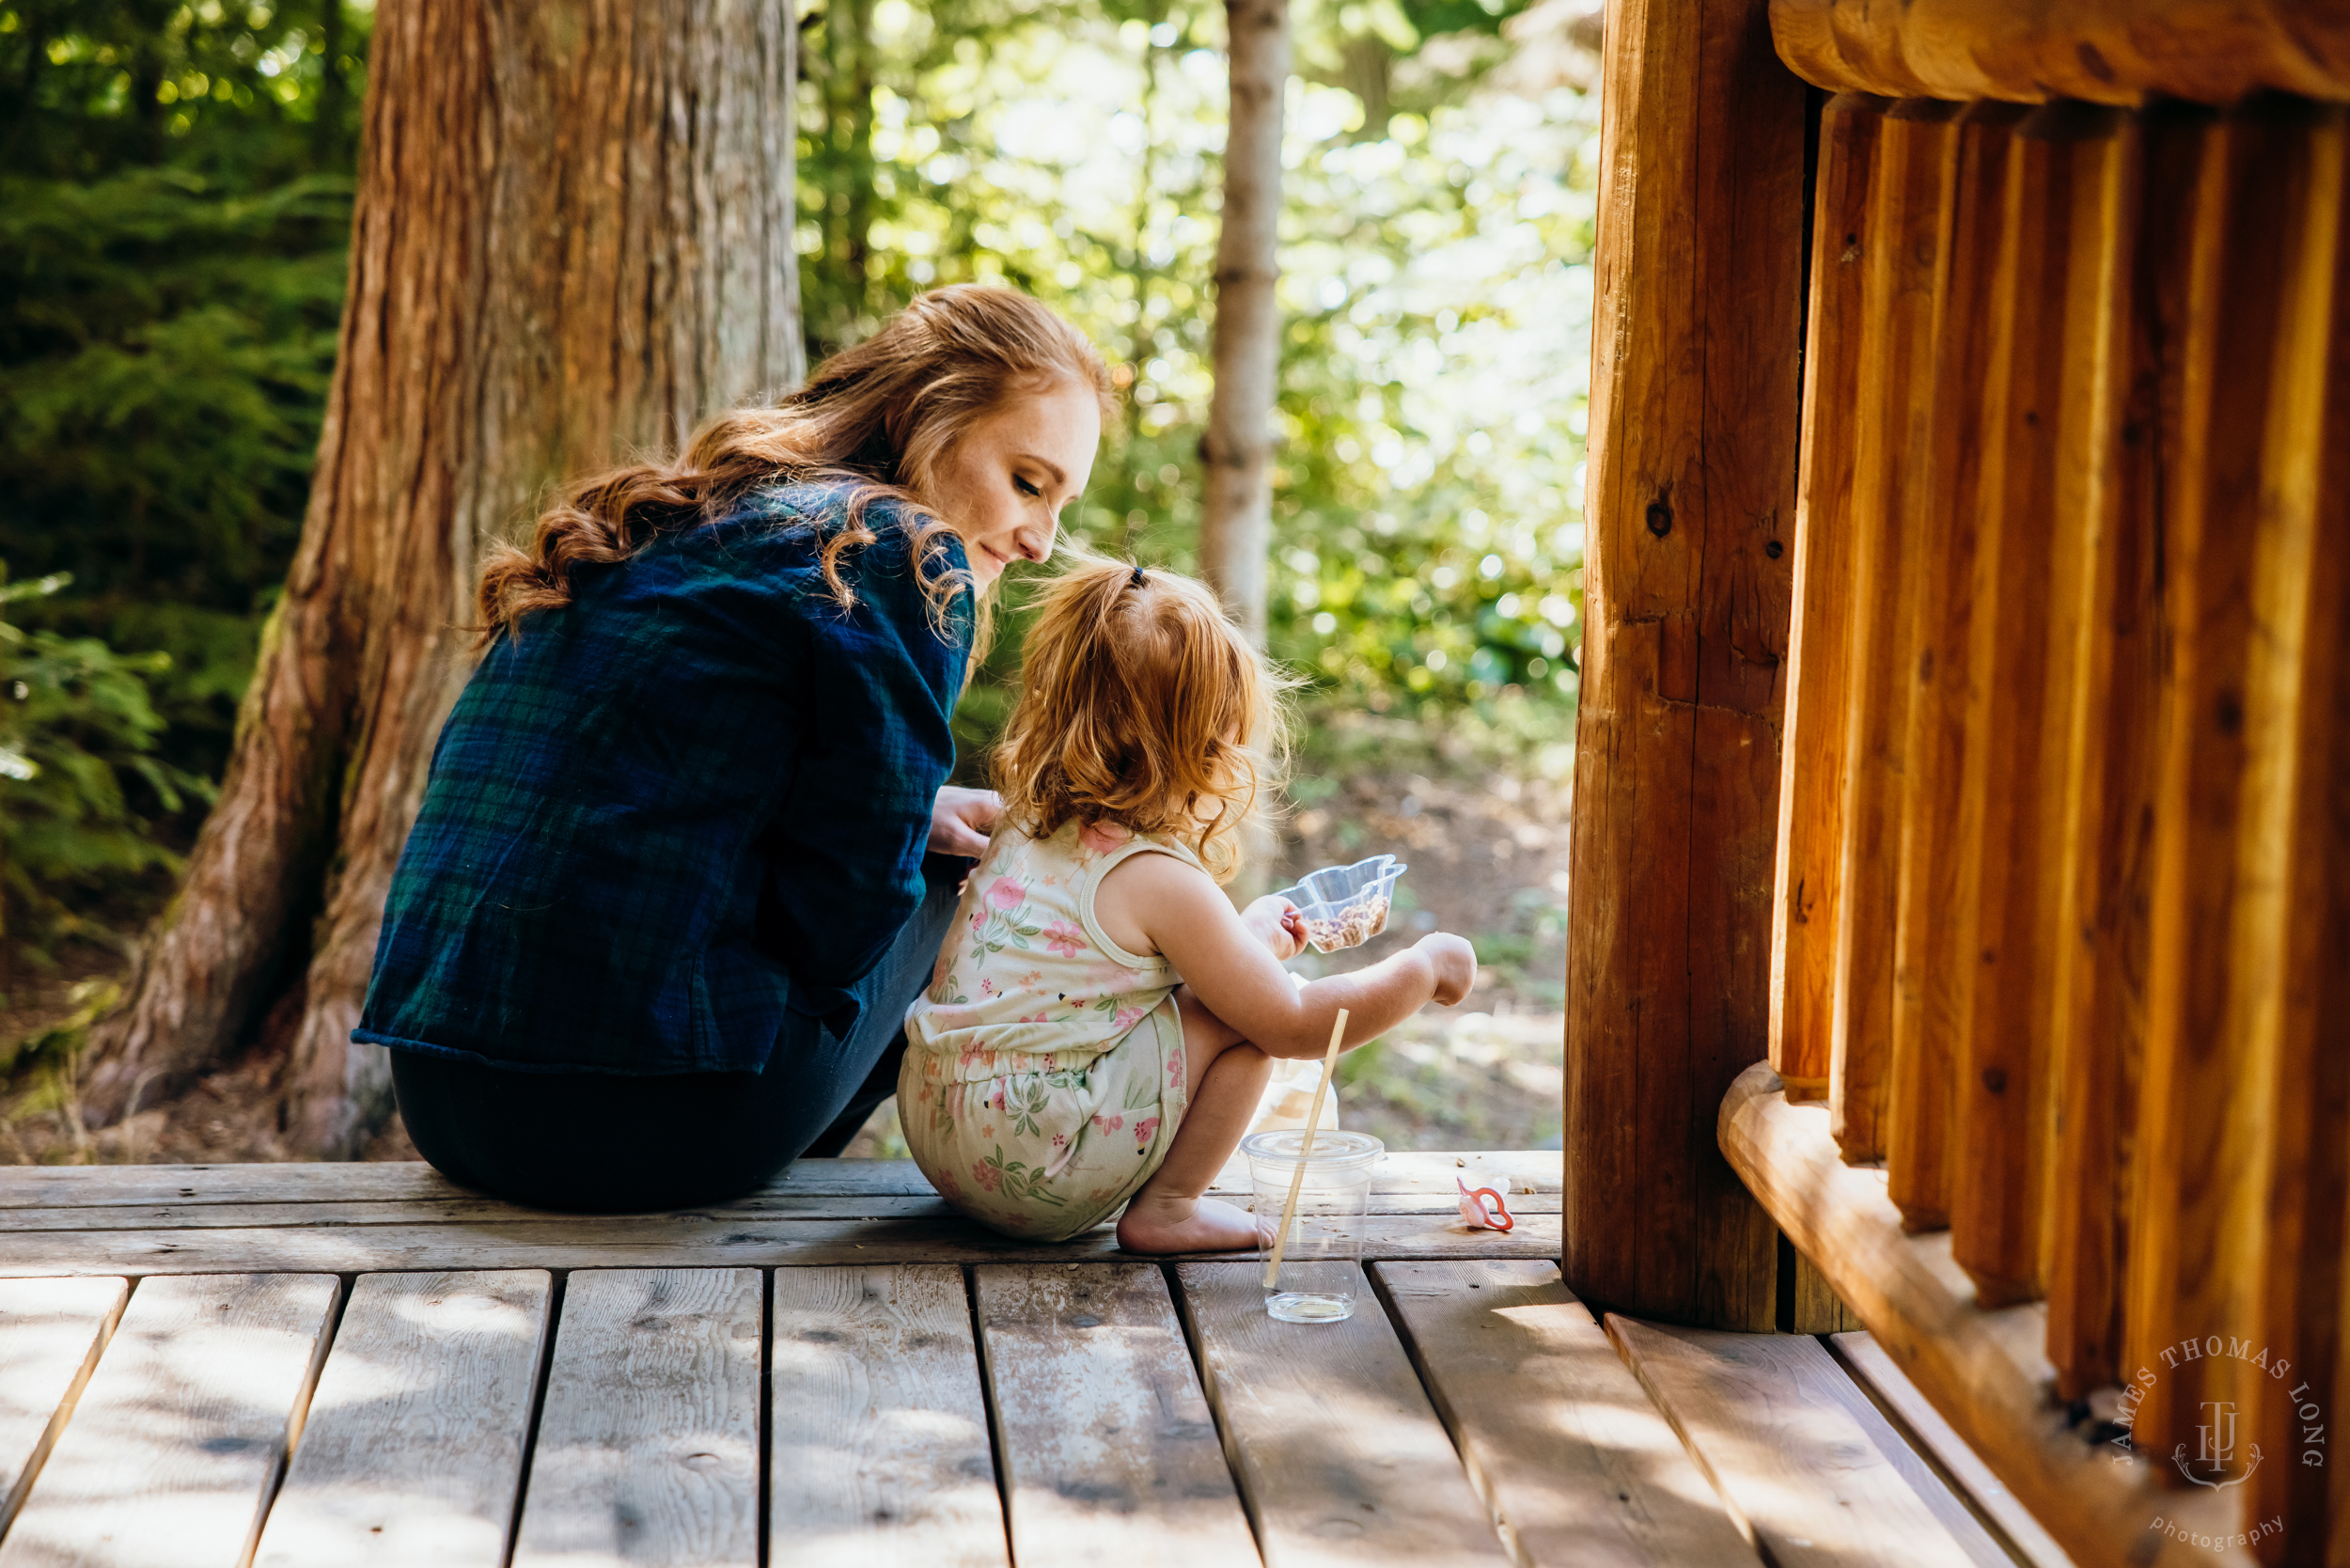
[1199, 0, 1289, 650]
[81, 0, 802, 1156]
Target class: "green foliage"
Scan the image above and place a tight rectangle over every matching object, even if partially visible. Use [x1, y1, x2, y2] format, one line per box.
[2, 569, 213, 969]
[794, 0, 1596, 770]
[0, 1, 367, 968]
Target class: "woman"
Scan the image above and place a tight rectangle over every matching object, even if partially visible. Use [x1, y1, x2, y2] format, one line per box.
[354, 286, 1111, 1212]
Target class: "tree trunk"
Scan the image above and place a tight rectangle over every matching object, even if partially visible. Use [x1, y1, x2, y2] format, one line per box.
[1199, 0, 1290, 650]
[80, 0, 802, 1156]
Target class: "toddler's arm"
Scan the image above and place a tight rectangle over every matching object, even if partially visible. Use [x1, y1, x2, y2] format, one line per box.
[1096, 853, 1474, 1057]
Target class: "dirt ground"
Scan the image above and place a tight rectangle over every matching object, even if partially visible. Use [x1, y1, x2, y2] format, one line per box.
[0, 755, 1570, 1167]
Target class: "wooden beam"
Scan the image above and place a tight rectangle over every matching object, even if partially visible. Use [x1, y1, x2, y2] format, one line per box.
[1371, 1260, 1762, 1567]
[509, 1269, 763, 1568]
[1947, 102, 2127, 1309]
[1772, 91, 1881, 1107]
[768, 1266, 1008, 1568]
[0, 1152, 1558, 1211]
[2242, 103, 2350, 1566]
[1606, 1315, 1984, 1568]
[1565, 0, 1807, 1330]
[973, 1264, 1254, 1568]
[1885, 102, 2024, 1235]
[1174, 1261, 1512, 1566]
[2124, 99, 2345, 1485]
[1720, 1063, 2256, 1568]
[2041, 105, 2165, 1404]
[1827, 97, 1955, 1163]
[1768, 0, 2350, 108]
[253, 1272, 553, 1568]
[0, 1211, 1562, 1277]
[0, 1273, 341, 1568]
[0, 1278, 129, 1542]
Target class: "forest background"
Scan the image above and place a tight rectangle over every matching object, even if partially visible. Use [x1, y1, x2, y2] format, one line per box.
[0, 0, 1596, 1157]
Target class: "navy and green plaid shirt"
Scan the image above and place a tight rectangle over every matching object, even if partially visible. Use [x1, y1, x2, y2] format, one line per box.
[352, 483, 972, 1074]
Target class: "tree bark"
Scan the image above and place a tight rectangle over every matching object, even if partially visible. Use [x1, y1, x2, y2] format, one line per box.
[1199, 0, 1290, 649]
[80, 0, 802, 1156]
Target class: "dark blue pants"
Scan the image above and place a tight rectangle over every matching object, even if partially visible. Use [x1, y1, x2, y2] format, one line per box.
[389, 860, 964, 1213]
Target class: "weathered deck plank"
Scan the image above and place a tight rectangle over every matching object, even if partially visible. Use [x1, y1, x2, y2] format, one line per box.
[0, 1278, 129, 1541]
[0, 1273, 338, 1568]
[0, 1152, 1558, 1211]
[1371, 1260, 1760, 1568]
[251, 1271, 553, 1568]
[1175, 1260, 1510, 1568]
[975, 1264, 1256, 1568]
[510, 1269, 762, 1568]
[1829, 1331, 2076, 1568]
[1606, 1315, 1981, 1568]
[0, 1212, 1559, 1276]
[768, 1265, 1008, 1568]
[0, 1188, 1560, 1233]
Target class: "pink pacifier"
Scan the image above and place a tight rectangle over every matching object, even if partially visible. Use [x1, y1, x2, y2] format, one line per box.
[1456, 1176, 1515, 1232]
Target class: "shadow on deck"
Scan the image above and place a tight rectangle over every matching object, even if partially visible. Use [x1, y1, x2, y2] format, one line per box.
[0, 1153, 2068, 1567]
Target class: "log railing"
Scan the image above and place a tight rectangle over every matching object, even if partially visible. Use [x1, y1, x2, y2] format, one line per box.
[1731, 10, 2350, 1564]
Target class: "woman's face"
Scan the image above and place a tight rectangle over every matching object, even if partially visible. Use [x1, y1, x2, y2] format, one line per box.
[930, 379, 1102, 588]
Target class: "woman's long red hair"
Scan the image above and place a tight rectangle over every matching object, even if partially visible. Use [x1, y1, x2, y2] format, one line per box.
[477, 285, 1114, 647]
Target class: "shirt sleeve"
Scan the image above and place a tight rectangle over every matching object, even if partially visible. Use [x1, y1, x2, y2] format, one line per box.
[756, 517, 971, 1036]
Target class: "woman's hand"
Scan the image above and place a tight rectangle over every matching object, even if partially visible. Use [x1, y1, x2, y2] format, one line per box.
[1241, 895, 1308, 961]
[929, 786, 1003, 858]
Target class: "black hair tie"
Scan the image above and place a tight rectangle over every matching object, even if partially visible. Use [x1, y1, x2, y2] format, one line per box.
[1129, 563, 1146, 588]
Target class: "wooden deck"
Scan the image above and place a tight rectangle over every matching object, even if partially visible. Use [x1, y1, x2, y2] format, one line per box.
[0, 1153, 2072, 1568]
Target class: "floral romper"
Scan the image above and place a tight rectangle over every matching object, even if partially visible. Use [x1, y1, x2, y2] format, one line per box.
[899, 817, 1194, 1241]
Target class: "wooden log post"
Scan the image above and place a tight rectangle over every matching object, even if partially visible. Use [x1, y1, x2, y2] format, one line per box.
[1945, 102, 2121, 1309]
[1884, 102, 2023, 1235]
[1770, 93, 1879, 1108]
[1826, 98, 1954, 1165]
[2126, 100, 2344, 1496]
[2041, 105, 2161, 1404]
[2244, 107, 2348, 1564]
[1563, 0, 1807, 1329]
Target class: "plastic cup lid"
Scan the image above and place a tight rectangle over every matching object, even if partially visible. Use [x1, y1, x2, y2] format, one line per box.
[1240, 1129, 1386, 1169]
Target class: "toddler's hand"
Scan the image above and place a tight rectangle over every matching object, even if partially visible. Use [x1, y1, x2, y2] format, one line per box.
[1418, 933, 1478, 1006]
[1242, 895, 1308, 960]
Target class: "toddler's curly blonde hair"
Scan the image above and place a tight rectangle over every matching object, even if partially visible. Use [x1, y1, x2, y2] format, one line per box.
[991, 557, 1289, 884]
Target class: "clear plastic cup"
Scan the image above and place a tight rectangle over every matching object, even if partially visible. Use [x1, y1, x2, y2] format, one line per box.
[1243, 1128, 1385, 1322]
[1275, 855, 1409, 953]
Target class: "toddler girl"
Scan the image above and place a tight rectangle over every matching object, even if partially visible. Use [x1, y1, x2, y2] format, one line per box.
[899, 557, 1478, 1253]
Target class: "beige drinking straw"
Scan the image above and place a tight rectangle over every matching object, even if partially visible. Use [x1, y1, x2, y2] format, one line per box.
[1262, 1009, 1349, 1291]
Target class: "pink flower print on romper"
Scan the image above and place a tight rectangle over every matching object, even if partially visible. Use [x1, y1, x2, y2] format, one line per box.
[986, 876, 1026, 911]
[1091, 1113, 1124, 1134]
[1078, 821, 1130, 856]
[972, 1160, 1003, 1193]
[1132, 1117, 1161, 1147]
[1042, 920, 1086, 958]
[1111, 1004, 1147, 1032]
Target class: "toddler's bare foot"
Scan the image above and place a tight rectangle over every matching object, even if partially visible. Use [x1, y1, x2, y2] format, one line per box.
[1116, 1192, 1267, 1255]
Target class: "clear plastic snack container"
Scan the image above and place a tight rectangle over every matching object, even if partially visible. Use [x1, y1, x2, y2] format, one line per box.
[1275, 855, 1409, 954]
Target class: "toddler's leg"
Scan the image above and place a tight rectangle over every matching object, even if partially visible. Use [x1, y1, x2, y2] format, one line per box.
[1116, 986, 1276, 1255]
